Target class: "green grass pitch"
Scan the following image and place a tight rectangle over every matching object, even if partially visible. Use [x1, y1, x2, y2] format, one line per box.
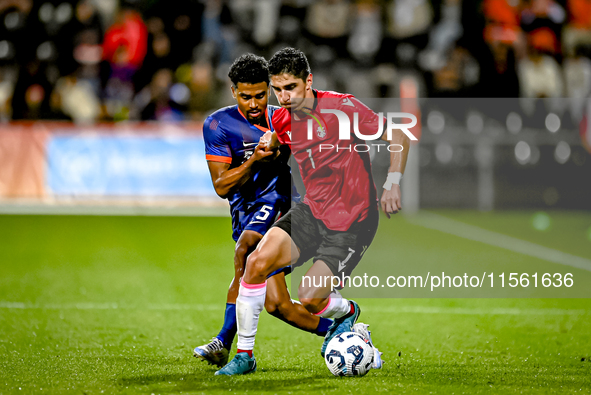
[1, 211, 590, 394]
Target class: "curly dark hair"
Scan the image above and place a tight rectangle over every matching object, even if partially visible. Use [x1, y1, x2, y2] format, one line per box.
[228, 53, 269, 86]
[268, 47, 310, 82]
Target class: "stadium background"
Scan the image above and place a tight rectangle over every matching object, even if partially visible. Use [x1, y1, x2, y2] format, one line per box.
[1, 0, 590, 393]
[0, 0, 590, 212]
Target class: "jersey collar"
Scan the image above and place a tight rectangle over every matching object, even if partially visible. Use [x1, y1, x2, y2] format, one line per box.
[237, 106, 271, 132]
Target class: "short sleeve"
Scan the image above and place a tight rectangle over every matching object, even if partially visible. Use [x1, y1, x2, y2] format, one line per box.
[203, 116, 232, 164]
[348, 96, 382, 138]
[271, 109, 291, 147]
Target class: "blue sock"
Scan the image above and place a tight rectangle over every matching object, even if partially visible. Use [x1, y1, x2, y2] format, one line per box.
[315, 317, 333, 337]
[215, 303, 237, 350]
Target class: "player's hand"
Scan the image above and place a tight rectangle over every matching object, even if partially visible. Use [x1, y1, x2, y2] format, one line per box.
[380, 185, 401, 219]
[252, 141, 275, 162]
[259, 131, 273, 149]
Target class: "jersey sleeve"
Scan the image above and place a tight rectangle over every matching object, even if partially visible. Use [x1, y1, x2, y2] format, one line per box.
[271, 110, 292, 147]
[203, 116, 232, 164]
[348, 96, 382, 138]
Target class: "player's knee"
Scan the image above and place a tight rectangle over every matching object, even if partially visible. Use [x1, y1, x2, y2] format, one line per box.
[245, 249, 272, 278]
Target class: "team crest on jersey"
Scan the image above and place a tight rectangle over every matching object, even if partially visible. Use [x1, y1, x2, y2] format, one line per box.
[316, 125, 327, 139]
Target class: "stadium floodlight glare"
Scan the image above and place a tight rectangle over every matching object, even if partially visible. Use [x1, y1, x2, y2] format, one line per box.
[39, 3, 54, 23]
[545, 113, 560, 133]
[0, 40, 11, 59]
[435, 143, 453, 164]
[55, 3, 73, 24]
[4, 11, 20, 30]
[515, 141, 531, 165]
[427, 110, 445, 134]
[554, 141, 571, 164]
[466, 112, 484, 134]
[506, 112, 522, 134]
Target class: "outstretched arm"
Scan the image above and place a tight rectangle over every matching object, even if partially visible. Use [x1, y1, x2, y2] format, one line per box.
[380, 129, 410, 218]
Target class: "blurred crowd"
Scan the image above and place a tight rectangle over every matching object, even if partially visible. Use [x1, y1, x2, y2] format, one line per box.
[1, 0, 591, 123]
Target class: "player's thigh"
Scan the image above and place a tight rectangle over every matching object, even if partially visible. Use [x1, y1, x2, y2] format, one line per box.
[247, 226, 299, 276]
[276, 202, 324, 268]
[313, 210, 379, 284]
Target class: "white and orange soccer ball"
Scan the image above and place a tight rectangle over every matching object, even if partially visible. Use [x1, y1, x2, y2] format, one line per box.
[324, 332, 374, 377]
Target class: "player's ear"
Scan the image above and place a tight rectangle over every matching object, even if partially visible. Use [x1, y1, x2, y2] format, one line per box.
[231, 85, 237, 99]
[306, 74, 313, 91]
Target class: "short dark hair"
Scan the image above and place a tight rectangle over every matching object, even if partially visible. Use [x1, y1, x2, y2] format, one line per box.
[268, 47, 310, 82]
[228, 54, 269, 86]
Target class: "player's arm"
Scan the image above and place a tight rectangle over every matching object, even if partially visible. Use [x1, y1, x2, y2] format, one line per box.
[208, 143, 274, 199]
[380, 128, 410, 218]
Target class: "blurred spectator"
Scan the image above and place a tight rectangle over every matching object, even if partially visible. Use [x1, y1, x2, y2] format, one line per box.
[564, 45, 591, 98]
[252, 0, 281, 47]
[102, 6, 148, 120]
[480, 0, 523, 97]
[520, 0, 565, 62]
[11, 60, 54, 119]
[519, 29, 564, 97]
[5, 0, 591, 123]
[564, 44, 591, 119]
[202, 0, 236, 72]
[380, 0, 433, 65]
[419, 0, 463, 72]
[102, 7, 147, 70]
[432, 46, 480, 96]
[50, 70, 101, 123]
[0, 66, 16, 120]
[563, 0, 591, 57]
[135, 68, 184, 121]
[348, 0, 382, 64]
[187, 60, 217, 117]
[385, 0, 433, 41]
[305, 0, 352, 56]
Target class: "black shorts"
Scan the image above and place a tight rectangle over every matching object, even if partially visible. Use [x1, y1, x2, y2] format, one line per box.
[272, 202, 379, 277]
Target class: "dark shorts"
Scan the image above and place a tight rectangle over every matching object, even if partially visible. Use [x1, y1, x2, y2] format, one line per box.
[272, 202, 379, 278]
[232, 199, 290, 242]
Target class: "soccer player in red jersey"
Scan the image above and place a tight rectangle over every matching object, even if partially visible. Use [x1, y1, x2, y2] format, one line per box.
[216, 48, 410, 375]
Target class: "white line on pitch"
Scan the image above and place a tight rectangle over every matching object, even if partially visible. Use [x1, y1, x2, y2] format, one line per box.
[407, 212, 591, 273]
[0, 301, 587, 316]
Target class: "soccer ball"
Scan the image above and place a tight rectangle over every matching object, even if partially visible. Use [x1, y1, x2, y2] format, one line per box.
[324, 332, 374, 377]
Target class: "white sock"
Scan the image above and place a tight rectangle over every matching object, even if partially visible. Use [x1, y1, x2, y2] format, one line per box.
[315, 291, 351, 319]
[236, 279, 267, 351]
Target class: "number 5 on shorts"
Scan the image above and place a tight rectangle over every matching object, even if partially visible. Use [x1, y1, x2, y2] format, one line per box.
[255, 205, 273, 221]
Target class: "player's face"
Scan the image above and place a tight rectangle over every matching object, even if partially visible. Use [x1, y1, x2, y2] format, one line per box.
[270, 73, 313, 112]
[231, 81, 269, 123]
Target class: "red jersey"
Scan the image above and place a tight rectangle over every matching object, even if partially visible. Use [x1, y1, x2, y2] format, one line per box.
[271, 90, 379, 231]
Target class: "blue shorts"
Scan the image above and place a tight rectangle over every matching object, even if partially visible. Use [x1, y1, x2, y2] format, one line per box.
[232, 199, 290, 242]
[232, 199, 292, 279]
